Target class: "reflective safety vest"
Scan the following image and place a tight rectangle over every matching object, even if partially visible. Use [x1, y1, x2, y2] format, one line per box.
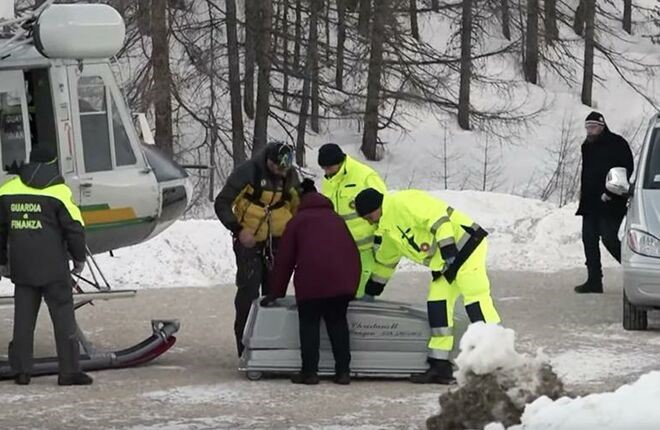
[321, 155, 386, 251]
[370, 190, 484, 284]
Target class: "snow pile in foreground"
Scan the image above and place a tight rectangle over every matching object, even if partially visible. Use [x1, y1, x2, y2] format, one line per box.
[486, 371, 660, 430]
[427, 323, 565, 430]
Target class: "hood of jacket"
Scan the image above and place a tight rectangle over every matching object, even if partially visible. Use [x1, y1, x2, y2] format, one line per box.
[298, 192, 333, 211]
[19, 161, 64, 189]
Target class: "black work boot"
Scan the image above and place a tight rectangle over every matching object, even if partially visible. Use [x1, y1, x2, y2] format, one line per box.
[14, 373, 30, 385]
[291, 372, 320, 385]
[333, 372, 351, 385]
[410, 359, 455, 384]
[58, 372, 93, 386]
[574, 279, 603, 294]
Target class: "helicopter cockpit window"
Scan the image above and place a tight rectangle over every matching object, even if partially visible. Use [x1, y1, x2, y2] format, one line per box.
[0, 90, 27, 171]
[111, 98, 136, 166]
[78, 76, 112, 172]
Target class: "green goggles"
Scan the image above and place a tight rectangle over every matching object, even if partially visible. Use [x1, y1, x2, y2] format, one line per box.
[275, 146, 293, 170]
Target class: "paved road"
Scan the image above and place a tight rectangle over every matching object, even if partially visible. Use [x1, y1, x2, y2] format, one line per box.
[0, 268, 658, 429]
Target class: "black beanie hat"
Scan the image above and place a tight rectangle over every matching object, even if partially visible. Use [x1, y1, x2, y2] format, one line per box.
[30, 146, 57, 163]
[585, 111, 606, 127]
[355, 188, 384, 217]
[317, 143, 346, 167]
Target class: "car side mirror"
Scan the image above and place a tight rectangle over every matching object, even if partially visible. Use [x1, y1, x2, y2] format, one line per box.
[606, 167, 631, 196]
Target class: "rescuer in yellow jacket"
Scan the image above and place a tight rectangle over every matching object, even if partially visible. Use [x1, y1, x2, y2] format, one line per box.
[318, 144, 386, 298]
[354, 188, 501, 384]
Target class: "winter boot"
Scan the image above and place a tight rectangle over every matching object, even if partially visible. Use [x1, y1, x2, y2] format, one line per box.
[333, 372, 351, 385]
[14, 373, 30, 385]
[410, 359, 455, 384]
[291, 372, 320, 385]
[58, 372, 93, 386]
[574, 279, 603, 294]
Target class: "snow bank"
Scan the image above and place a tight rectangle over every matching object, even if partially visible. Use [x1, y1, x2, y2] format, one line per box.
[0, 189, 611, 293]
[494, 371, 660, 429]
[454, 323, 527, 385]
[427, 323, 564, 429]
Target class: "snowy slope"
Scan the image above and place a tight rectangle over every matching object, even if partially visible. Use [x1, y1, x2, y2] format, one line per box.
[286, 1, 660, 196]
[0, 189, 617, 293]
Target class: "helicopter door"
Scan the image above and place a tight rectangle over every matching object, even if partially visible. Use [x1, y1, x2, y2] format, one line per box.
[67, 63, 159, 249]
[0, 70, 31, 175]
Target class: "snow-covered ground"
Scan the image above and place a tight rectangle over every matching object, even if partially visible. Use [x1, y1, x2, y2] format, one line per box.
[0, 189, 616, 294]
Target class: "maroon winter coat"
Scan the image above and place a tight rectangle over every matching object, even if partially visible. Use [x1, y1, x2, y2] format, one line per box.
[269, 192, 361, 302]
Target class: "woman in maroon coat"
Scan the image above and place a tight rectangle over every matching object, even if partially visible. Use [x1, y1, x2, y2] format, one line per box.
[261, 179, 360, 385]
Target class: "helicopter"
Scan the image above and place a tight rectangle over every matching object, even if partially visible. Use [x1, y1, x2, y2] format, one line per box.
[0, 1, 191, 377]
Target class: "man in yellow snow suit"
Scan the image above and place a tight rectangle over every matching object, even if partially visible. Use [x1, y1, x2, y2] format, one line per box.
[355, 188, 501, 384]
[318, 144, 386, 298]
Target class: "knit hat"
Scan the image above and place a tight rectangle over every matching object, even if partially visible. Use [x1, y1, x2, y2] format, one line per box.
[300, 178, 317, 195]
[355, 188, 384, 217]
[30, 146, 57, 163]
[317, 143, 346, 167]
[585, 111, 606, 127]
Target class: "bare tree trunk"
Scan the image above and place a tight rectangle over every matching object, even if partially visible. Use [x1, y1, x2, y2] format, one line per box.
[358, 0, 371, 37]
[458, 0, 473, 130]
[253, 0, 273, 154]
[525, 0, 539, 84]
[361, 0, 386, 160]
[544, 0, 558, 43]
[501, 0, 511, 40]
[293, 0, 303, 71]
[409, 0, 420, 40]
[151, 0, 173, 155]
[282, 0, 290, 110]
[623, 0, 632, 34]
[581, 0, 595, 106]
[574, 0, 586, 36]
[244, 0, 257, 119]
[336, 0, 347, 90]
[325, 0, 331, 63]
[296, 0, 320, 166]
[208, 5, 218, 201]
[226, 0, 246, 167]
[311, 0, 321, 132]
[273, 0, 281, 58]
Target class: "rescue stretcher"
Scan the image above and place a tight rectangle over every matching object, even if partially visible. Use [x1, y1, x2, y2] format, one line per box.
[239, 296, 467, 380]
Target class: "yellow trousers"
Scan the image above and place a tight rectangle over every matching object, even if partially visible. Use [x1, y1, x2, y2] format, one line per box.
[426, 239, 500, 359]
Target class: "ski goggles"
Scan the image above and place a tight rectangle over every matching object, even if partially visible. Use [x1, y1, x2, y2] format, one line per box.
[274, 145, 293, 170]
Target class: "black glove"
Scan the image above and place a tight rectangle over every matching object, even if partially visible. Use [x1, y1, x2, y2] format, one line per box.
[72, 260, 85, 275]
[365, 279, 386, 296]
[440, 243, 459, 261]
[444, 265, 458, 284]
[260, 295, 277, 307]
[432, 265, 458, 283]
[300, 178, 317, 195]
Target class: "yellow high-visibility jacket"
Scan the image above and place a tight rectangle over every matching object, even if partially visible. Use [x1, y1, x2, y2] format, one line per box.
[321, 155, 386, 250]
[370, 190, 481, 284]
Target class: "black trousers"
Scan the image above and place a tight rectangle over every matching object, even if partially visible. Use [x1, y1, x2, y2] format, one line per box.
[232, 239, 277, 357]
[297, 296, 352, 375]
[9, 282, 80, 376]
[582, 215, 623, 281]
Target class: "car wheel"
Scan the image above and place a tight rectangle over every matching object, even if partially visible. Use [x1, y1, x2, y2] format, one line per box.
[623, 290, 648, 331]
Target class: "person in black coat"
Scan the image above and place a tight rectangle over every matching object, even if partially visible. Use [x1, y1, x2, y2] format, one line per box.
[575, 111, 634, 294]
